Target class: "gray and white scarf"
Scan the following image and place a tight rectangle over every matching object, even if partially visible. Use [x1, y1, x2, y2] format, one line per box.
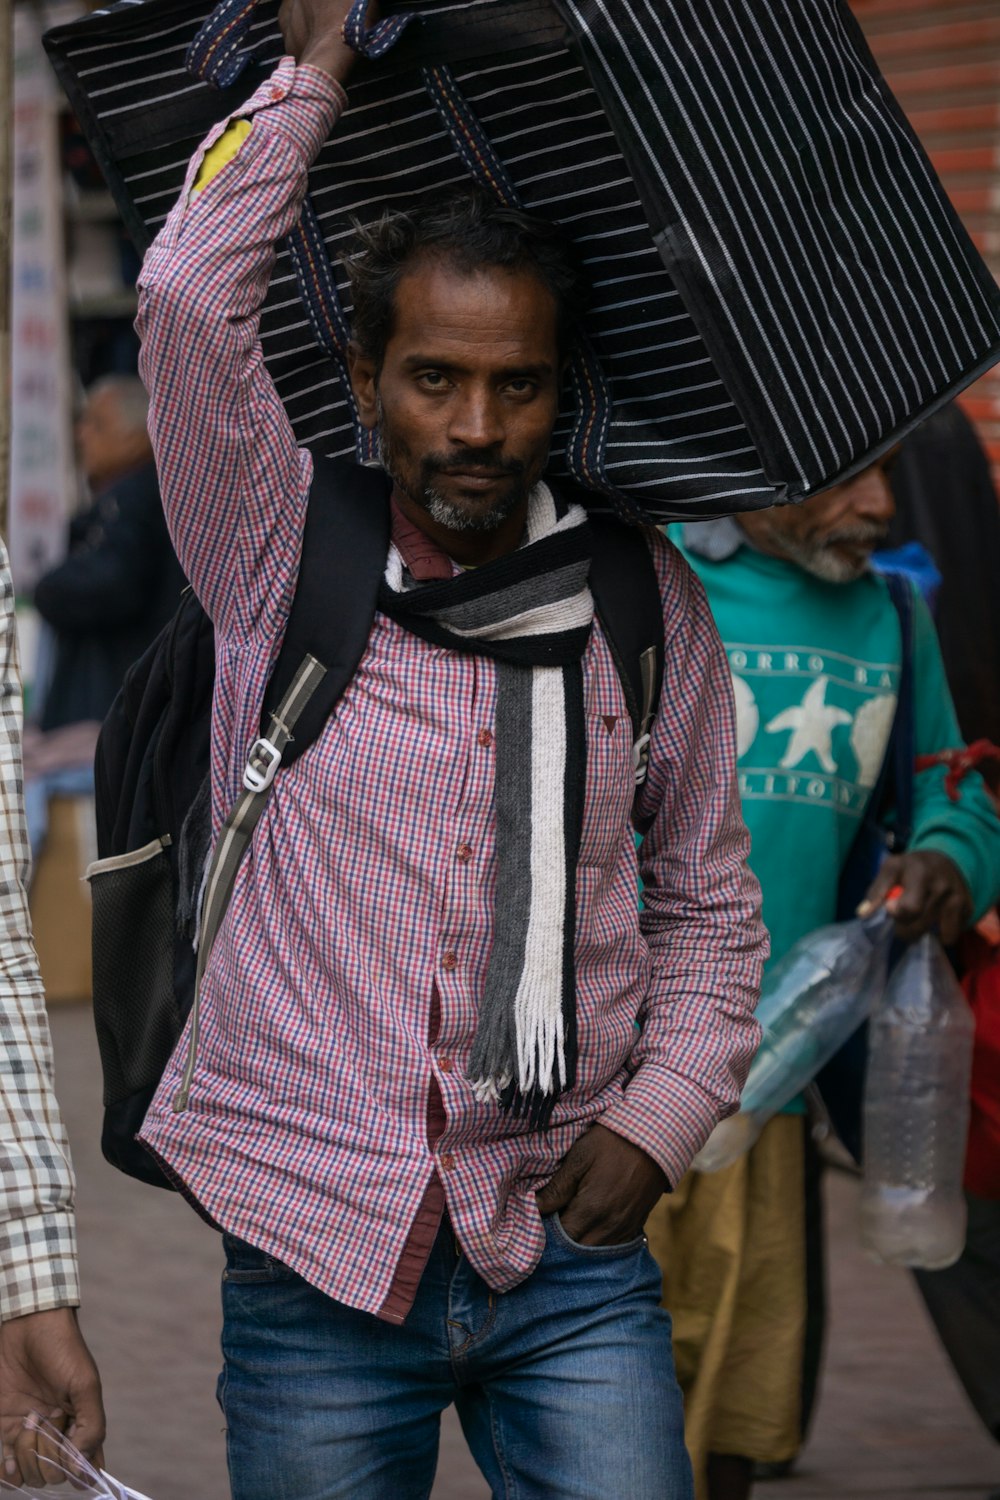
[379, 484, 593, 1126]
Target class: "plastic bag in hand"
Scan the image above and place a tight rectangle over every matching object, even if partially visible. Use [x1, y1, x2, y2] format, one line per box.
[861, 932, 975, 1269]
[693, 911, 893, 1173]
[0, 1421, 153, 1499]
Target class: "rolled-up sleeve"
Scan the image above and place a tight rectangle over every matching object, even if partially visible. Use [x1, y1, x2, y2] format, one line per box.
[136, 59, 345, 642]
[601, 534, 767, 1186]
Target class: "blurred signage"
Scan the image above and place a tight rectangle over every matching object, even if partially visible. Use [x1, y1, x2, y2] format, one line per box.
[8, 4, 74, 593]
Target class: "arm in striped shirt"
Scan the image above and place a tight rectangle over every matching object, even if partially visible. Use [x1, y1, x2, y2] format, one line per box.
[0, 547, 78, 1320]
[602, 537, 767, 1187]
[136, 59, 345, 640]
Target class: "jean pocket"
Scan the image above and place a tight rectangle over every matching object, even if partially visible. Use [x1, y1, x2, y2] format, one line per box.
[222, 1232, 296, 1284]
[548, 1213, 647, 1258]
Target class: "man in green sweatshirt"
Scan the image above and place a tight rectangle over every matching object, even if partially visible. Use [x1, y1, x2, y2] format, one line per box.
[646, 454, 1000, 1500]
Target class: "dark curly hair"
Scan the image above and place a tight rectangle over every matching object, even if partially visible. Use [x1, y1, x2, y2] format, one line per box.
[344, 187, 590, 371]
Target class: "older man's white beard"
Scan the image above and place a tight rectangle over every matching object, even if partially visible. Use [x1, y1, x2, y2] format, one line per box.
[761, 521, 888, 583]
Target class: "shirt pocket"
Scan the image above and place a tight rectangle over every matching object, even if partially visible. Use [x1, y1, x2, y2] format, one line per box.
[578, 707, 634, 869]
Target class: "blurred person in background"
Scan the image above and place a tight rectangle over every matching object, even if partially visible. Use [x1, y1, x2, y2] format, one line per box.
[0, 543, 106, 1486]
[884, 403, 1000, 1463]
[23, 376, 184, 856]
[647, 452, 1000, 1500]
[885, 401, 1000, 748]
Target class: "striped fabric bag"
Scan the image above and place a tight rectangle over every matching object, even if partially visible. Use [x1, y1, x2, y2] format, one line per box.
[45, 0, 1000, 523]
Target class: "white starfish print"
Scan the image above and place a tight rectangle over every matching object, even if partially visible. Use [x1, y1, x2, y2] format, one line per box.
[765, 675, 853, 773]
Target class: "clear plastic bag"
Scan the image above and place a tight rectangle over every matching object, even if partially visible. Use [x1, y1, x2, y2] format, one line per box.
[0, 1422, 153, 1499]
[861, 932, 976, 1270]
[693, 911, 893, 1173]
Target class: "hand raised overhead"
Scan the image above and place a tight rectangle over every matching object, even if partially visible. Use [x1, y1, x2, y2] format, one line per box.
[278, 0, 379, 83]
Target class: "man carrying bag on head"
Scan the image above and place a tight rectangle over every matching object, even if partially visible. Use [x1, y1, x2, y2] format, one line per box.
[132, 3, 767, 1495]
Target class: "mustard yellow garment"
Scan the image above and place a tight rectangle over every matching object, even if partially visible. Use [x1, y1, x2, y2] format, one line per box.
[193, 119, 253, 194]
[645, 1115, 807, 1500]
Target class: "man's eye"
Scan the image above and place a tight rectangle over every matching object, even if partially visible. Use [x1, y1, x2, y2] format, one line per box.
[505, 379, 536, 396]
[418, 371, 449, 388]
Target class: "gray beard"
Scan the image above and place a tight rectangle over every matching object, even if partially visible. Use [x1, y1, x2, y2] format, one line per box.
[376, 425, 523, 535]
[754, 518, 886, 583]
[421, 484, 520, 534]
[785, 539, 868, 583]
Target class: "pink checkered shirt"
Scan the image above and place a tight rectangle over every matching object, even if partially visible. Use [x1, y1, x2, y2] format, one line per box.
[136, 58, 766, 1321]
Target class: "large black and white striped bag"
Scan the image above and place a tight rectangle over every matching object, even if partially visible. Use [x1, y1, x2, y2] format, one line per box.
[45, 0, 1000, 523]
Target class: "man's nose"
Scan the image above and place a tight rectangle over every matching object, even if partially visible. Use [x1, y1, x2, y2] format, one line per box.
[447, 388, 505, 451]
[852, 465, 896, 525]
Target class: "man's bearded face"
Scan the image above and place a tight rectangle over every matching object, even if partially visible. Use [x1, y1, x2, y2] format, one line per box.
[354, 256, 564, 542]
[742, 461, 896, 583]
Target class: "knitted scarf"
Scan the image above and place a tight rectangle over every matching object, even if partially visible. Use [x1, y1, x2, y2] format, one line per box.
[378, 483, 593, 1126]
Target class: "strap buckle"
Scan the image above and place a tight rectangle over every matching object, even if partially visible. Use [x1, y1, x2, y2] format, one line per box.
[243, 737, 282, 793]
[632, 731, 652, 787]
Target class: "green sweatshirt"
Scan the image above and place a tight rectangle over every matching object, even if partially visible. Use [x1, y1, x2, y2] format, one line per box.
[672, 533, 1000, 972]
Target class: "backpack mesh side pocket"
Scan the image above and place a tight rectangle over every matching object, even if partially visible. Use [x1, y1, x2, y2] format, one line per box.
[86, 837, 181, 1108]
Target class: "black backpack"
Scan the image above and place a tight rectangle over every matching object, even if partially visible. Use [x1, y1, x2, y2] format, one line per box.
[88, 455, 665, 1188]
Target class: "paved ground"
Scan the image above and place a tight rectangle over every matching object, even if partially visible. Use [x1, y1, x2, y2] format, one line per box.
[49, 1001, 997, 1500]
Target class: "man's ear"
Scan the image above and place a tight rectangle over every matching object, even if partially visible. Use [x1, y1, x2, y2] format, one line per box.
[347, 340, 378, 431]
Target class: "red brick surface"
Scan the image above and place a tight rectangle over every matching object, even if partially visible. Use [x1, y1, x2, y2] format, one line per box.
[852, 0, 1000, 486]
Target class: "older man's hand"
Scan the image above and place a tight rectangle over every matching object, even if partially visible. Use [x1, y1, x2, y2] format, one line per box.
[859, 849, 973, 947]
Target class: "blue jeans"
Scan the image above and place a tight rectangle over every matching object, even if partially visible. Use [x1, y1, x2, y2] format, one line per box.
[218, 1214, 692, 1500]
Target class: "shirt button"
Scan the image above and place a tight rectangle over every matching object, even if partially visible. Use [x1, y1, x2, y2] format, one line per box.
[477, 728, 494, 748]
[439, 1057, 455, 1074]
[456, 842, 473, 863]
[439, 1152, 456, 1171]
[442, 951, 458, 971]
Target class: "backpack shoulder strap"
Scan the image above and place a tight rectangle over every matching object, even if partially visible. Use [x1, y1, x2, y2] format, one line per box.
[174, 456, 391, 1112]
[587, 514, 665, 788]
[879, 569, 917, 849]
[260, 454, 392, 770]
[835, 570, 916, 919]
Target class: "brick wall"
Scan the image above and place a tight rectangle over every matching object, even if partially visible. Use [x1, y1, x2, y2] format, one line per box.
[852, 0, 1000, 483]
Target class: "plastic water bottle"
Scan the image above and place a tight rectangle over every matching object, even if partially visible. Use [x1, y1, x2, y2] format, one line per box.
[693, 910, 893, 1173]
[861, 933, 975, 1270]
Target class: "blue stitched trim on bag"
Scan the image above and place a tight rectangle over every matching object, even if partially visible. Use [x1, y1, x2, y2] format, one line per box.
[343, 0, 415, 60]
[287, 198, 351, 359]
[421, 62, 521, 207]
[188, 0, 416, 84]
[287, 204, 375, 460]
[186, 0, 257, 89]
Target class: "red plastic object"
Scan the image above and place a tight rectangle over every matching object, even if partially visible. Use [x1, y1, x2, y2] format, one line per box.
[957, 924, 1000, 1200]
